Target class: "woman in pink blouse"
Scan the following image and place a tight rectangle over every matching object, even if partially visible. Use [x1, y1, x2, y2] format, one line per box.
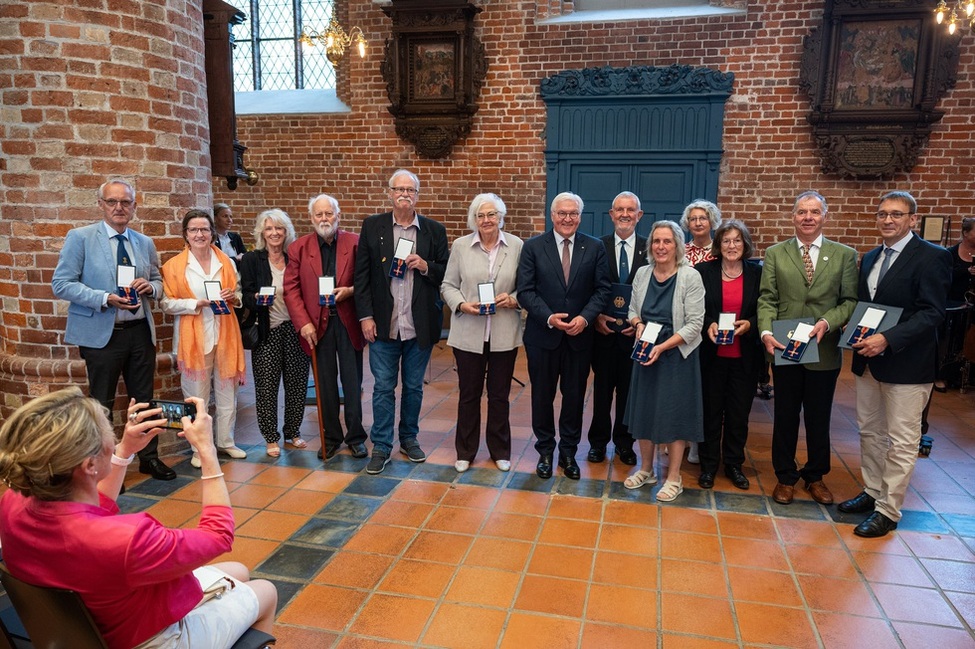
[0, 388, 276, 649]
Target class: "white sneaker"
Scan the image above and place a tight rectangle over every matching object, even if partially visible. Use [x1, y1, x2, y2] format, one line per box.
[495, 460, 511, 472]
[190, 453, 201, 468]
[687, 442, 700, 465]
[454, 460, 470, 473]
[218, 445, 247, 459]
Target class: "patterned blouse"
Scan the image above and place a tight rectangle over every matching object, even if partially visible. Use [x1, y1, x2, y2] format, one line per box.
[685, 242, 715, 267]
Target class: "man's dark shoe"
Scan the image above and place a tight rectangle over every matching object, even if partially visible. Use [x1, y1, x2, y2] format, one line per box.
[139, 458, 176, 481]
[587, 447, 606, 463]
[756, 383, 773, 400]
[318, 446, 340, 461]
[558, 455, 580, 480]
[617, 448, 638, 466]
[348, 442, 368, 459]
[838, 491, 876, 514]
[805, 480, 834, 505]
[536, 454, 553, 479]
[400, 442, 427, 463]
[854, 511, 898, 538]
[772, 482, 794, 504]
[366, 451, 391, 475]
[724, 465, 750, 490]
[698, 472, 715, 489]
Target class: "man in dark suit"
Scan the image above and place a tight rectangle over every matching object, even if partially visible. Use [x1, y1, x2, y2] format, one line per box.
[51, 178, 176, 481]
[517, 192, 612, 479]
[284, 194, 368, 461]
[839, 191, 951, 537]
[354, 170, 449, 475]
[213, 203, 247, 263]
[586, 191, 647, 466]
[757, 191, 858, 505]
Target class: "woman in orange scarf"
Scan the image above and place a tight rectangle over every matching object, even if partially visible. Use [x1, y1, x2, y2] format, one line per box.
[162, 210, 247, 467]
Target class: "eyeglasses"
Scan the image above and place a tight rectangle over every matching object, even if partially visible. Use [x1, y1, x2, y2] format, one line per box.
[687, 216, 710, 223]
[390, 187, 418, 195]
[554, 211, 580, 220]
[721, 238, 743, 247]
[101, 198, 135, 209]
[876, 211, 911, 220]
[476, 211, 500, 221]
[186, 227, 211, 234]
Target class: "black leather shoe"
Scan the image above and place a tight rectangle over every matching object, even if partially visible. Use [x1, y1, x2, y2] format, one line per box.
[139, 458, 176, 481]
[318, 446, 340, 461]
[587, 447, 606, 463]
[558, 455, 581, 480]
[838, 491, 876, 513]
[617, 448, 638, 466]
[698, 472, 715, 489]
[536, 454, 553, 479]
[854, 511, 898, 538]
[348, 443, 368, 458]
[724, 465, 750, 490]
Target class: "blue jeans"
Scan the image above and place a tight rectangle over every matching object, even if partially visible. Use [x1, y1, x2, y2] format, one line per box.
[368, 338, 432, 454]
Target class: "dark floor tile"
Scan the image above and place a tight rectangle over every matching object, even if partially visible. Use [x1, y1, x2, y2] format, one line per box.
[458, 467, 509, 488]
[256, 544, 334, 580]
[658, 486, 710, 509]
[274, 452, 326, 469]
[317, 494, 383, 521]
[714, 491, 770, 516]
[409, 463, 462, 483]
[943, 513, 975, 537]
[265, 578, 305, 614]
[898, 511, 951, 534]
[116, 494, 157, 514]
[378, 459, 418, 479]
[608, 481, 658, 504]
[505, 472, 556, 493]
[826, 508, 867, 525]
[767, 499, 826, 520]
[322, 454, 370, 473]
[290, 518, 359, 547]
[556, 477, 605, 499]
[127, 475, 195, 498]
[344, 475, 400, 497]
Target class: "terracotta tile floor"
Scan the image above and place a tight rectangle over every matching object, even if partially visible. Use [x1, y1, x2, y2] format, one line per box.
[116, 346, 974, 648]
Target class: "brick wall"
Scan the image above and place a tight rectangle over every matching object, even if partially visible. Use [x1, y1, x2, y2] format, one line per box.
[0, 0, 211, 418]
[216, 0, 975, 256]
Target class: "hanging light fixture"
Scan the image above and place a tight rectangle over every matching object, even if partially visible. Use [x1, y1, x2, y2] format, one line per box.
[299, 15, 367, 65]
[935, 0, 975, 35]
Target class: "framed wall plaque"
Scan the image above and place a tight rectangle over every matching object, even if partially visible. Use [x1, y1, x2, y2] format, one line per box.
[799, 0, 961, 179]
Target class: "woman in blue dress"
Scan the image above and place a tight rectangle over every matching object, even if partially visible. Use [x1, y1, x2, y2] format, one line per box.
[623, 220, 706, 502]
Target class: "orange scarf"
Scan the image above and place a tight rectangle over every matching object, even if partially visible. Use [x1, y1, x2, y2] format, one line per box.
[162, 246, 246, 385]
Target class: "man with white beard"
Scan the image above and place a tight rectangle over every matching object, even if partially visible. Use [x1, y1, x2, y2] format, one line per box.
[284, 194, 368, 460]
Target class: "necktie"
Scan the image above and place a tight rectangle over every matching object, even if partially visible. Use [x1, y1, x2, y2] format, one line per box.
[115, 234, 131, 266]
[619, 241, 629, 281]
[561, 238, 571, 284]
[877, 247, 895, 284]
[801, 244, 814, 284]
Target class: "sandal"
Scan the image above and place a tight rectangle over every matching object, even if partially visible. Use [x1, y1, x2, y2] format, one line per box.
[285, 437, 308, 449]
[656, 479, 684, 502]
[266, 444, 281, 458]
[624, 470, 658, 490]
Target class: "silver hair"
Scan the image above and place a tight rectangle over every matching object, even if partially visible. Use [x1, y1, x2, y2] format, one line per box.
[613, 191, 642, 211]
[645, 220, 688, 268]
[252, 208, 297, 251]
[307, 194, 340, 216]
[388, 169, 420, 191]
[466, 193, 507, 231]
[679, 200, 721, 231]
[793, 190, 828, 214]
[550, 191, 584, 215]
[97, 178, 135, 201]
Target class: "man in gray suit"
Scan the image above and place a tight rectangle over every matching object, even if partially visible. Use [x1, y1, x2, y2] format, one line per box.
[51, 179, 175, 480]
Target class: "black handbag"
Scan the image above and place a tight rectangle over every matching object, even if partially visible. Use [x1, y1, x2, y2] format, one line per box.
[238, 308, 260, 350]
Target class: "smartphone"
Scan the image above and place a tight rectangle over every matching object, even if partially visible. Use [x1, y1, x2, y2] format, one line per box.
[148, 400, 197, 430]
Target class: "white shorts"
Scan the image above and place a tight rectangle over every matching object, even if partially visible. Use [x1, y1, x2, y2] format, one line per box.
[134, 569, 260, 649]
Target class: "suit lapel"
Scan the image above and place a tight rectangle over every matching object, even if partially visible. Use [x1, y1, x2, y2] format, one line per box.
[878, 236, 916, 290]
[541, 232, 566, 288]
[568, 236, 588, 289]
[602, 237, 619, 283]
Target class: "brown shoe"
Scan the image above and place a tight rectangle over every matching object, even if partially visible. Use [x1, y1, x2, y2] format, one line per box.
[772, 482, 795, 504]
[805, 480, 834, 505]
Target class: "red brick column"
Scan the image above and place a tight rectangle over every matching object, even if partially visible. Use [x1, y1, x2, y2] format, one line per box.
[0, 0, 213, 420]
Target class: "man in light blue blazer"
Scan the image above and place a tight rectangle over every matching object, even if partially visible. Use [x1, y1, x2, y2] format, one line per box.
[51, 179, 174, 481]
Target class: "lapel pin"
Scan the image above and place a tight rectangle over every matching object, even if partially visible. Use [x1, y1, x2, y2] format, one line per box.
[822, 256, 829, 261]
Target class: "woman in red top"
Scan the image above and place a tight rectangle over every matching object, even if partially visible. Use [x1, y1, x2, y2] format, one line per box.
[0, 388, 276, 649]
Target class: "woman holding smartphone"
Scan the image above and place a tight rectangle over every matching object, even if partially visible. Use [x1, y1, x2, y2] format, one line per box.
[162, 209, 247, 467]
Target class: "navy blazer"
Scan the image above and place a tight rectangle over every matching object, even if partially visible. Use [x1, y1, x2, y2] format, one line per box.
[594, 233, 648, 352]
[353, 211, 449, 350]
[851, 234, 951, 384]
[696, 258, 763, 376]
[215, 231, 247, 258]
[51, 221, 163, 348]
[516, 230, 612, 351]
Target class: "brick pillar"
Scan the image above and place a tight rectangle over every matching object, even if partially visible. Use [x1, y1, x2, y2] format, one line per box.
[0, 0, 213, 423]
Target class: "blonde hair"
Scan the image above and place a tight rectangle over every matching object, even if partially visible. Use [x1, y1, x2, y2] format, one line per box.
[0, 387, 109, 501]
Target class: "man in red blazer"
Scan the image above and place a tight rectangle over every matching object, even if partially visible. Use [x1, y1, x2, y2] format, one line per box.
[284, 194, 368, 461]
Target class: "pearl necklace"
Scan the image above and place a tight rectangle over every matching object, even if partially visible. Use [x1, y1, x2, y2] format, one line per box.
[721, 265, 743, 279]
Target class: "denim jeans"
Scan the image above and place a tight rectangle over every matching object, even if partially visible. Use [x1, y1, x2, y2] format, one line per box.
[368, 338, 432, 454]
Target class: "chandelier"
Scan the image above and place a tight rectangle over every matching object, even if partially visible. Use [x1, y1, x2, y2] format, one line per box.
[935, 0, 975, 34]
[299, 16, 367, 65]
